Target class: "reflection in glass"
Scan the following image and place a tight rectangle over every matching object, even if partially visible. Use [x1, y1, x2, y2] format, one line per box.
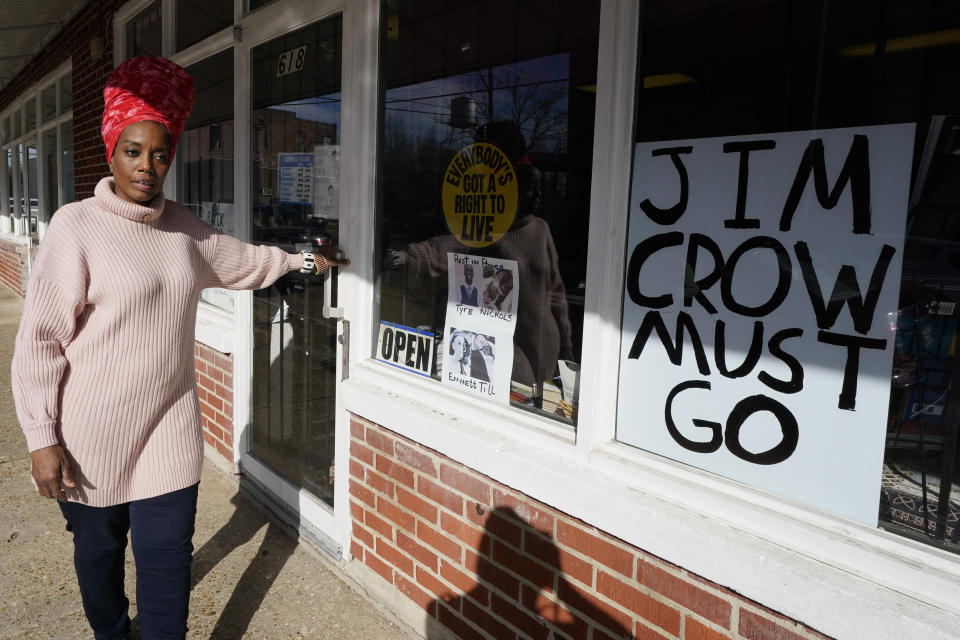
[249, 15, 342, 506]
[41, 85, 56, 124]
[59, 74, 72, 112]
[377, 0, 600, 424]
[60, 121, 73, 204]
[41, 128, 57, 219]
[176, 0, 231, 51]
[6, 149, 12, 214]
[126, 1, 162, 58]
[181, 51, 235, 311]
[24, 97, 36, 132]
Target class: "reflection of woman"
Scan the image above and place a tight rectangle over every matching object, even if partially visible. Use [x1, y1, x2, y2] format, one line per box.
[399, 155, 572, 388]
[10, 57, 348, 640]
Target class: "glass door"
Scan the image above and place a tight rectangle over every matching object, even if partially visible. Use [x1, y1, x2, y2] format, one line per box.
[247, 15, 343, 508]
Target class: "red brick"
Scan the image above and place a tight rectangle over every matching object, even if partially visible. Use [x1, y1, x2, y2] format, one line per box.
[397, 531, 439, 572]
[194, 358, 206, 374]
[440, 464, 491, 503]
[419, 476, 464, 515]
[492, 489, 556, 533]
[466, 508, 522, 549]
[366, 468, 396, 499]
[417, 520, 463, 562]
[214, 439, 231, 459]
[397, 486, 438, 524]
[462, 597, 516, 640]
[349, 459, 364, 481]
[214, 410, 231, 431]
[439, 560, 489, 607]
[416, 565, 453, 599]
[557, 578, 632, 637]
[205, 423, 224, 441]
[352, 521, 374, 548]
[687, 617, 733, 640]
[349, 500, 365, 523]
[739, 610, 808, 640]
[350, 541, 364, 561]
[376, 454, 416, 488]
[202, 431, 216, 447]
[468, 549, 520, 600]
[596, 571, 680, 637]
[440, 511, 488, 554]
[350, 419, 365, 439]
[349, 480, 375, 508]
[638, 560, 731, 628]
[520, 585, 588, 640]
[493, 540, 556, 593]
[396, 573, 437, 615]
[436, 601, 487, 640]
[525, 531, 593, 587]
[376, 538, 415, 577]
[197, 373, 215, 391]
[366, 428, 395, 456]
[206, 393, 224, 413]
[489, 591, 550, 640]
[207, 366, 223, 383]
[364, 510, 394, 539]
[378, 497, 416, 532]
[557, 521, 634, 577]
[364, 548, 393, 583]
[395, 441, 437, 477]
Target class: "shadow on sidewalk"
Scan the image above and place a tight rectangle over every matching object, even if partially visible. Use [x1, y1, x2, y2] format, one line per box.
[129, 493, 298, 639]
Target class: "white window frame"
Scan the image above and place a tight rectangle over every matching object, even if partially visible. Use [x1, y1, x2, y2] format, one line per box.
[338, 2, 960, 639]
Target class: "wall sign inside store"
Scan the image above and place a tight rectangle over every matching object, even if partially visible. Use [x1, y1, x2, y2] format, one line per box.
[277, 45, 308, 77]
[441, 142, 518, 248]
[617, 124, 915, 526]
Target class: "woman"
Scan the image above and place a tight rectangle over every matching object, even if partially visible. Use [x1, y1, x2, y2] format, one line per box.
[11, 56, 347, 640]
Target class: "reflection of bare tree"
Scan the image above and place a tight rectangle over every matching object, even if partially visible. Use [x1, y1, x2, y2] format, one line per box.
[469, 65, 569, 155]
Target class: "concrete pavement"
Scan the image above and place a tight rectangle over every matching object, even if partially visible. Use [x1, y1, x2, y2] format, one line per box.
[0, 286, 416, 640]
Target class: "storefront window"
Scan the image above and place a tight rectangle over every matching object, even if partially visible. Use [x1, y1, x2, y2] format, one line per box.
[58, 73, 72, 112]
[60, 121, 73, 205]
[5, 148, 12, 215]
[1, 116, 8, 145]
[180, 50, 235, 311]
[127, 1, 162, 58]
[41, 128, 57, 219]
[176, 0, 231, 51]
[40, 85, 56, 124]
[24, 97, 36, 133]
[623, 0, 960, 553]
[376, 0, 600, 424]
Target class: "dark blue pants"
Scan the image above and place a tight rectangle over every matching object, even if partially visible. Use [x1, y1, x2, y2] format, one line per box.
[59, 484, 199, 640]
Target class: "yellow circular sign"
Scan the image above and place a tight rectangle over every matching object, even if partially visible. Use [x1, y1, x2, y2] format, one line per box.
[441, 142, 518, 248]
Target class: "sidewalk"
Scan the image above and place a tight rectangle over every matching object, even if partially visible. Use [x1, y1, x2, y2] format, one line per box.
[0, 286, 415, 640]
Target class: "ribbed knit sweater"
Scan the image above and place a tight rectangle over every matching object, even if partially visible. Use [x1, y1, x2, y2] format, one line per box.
[12, 177, 304, 507]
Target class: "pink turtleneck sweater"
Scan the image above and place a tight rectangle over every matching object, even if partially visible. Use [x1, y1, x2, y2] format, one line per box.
[12, 177, 304, 507]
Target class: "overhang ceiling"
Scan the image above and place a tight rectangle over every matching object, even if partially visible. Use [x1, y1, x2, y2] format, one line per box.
[0, 0, 89, 93]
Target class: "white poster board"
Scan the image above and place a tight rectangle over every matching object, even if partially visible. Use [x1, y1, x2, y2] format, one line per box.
[617, 124, 915, 525]
[313, 144, 340, 220]
[442, 252, 518, 403]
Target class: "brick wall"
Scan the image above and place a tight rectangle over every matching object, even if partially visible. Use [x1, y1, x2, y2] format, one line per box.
[195, 342, 235, 462]
[0, 240, 29, 297]
[349, 417, 833, 640]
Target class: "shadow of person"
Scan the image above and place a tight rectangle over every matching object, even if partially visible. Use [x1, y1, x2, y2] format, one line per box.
[127, 492, 298, 639]
[426, 506, 632, 640]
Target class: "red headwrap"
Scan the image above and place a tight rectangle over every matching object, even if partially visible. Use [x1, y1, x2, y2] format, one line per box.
[101, 56, 195, 162]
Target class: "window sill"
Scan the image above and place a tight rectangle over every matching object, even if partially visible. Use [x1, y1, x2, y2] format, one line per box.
[341, 360, 960, 639]
[195, 302, 233, 354]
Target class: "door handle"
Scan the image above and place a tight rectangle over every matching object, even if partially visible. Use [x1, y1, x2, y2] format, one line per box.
[322, 268, 344, 319]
